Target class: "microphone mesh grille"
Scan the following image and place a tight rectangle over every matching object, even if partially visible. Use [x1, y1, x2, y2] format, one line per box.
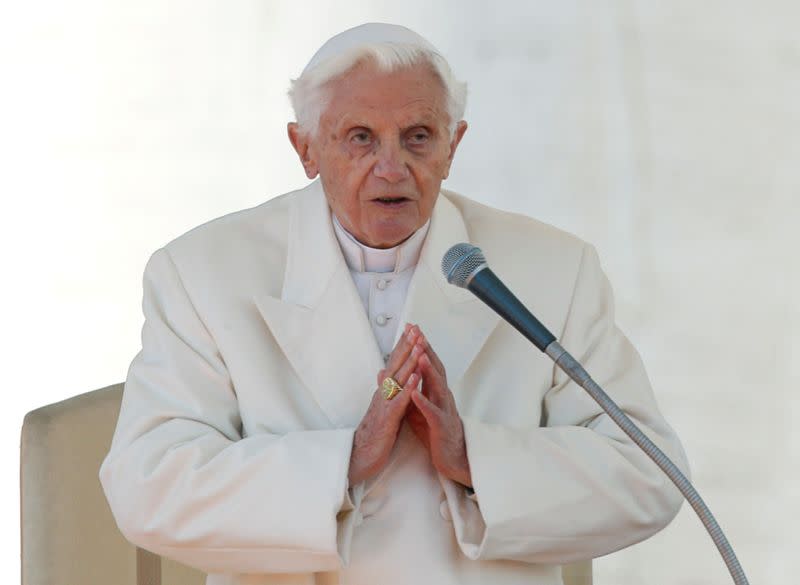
[441, 243, 487, 287]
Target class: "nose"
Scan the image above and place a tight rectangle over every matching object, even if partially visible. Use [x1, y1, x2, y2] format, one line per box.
[372, 140, 410, 183]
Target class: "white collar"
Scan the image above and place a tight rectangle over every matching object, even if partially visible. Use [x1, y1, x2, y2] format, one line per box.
[331, 213, 430, 273]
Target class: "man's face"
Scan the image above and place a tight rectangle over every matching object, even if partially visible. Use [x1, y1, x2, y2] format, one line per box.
[289, 60, 467, 249]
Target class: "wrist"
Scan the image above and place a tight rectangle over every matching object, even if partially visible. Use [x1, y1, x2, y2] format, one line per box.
[348, 431, 383, 485]
[442, 466, 472, 488]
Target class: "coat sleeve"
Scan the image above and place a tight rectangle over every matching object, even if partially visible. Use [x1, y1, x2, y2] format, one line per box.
[441, 243, 691, 564]
[98, 248, 363, 575]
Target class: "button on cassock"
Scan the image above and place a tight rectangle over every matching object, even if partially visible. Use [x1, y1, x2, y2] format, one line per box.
[375, 314, 389, 326]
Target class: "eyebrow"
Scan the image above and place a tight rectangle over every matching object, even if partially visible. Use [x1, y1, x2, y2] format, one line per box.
[337, 118, 439, 135]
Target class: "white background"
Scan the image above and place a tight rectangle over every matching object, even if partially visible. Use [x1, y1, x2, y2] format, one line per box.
[3, 1, 798, 583]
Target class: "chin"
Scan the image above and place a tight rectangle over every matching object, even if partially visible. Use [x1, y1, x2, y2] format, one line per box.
[367, 227, 415, 248]
[365, 219, 419, 248]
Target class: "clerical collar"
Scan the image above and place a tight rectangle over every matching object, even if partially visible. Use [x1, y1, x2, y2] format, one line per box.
[331, 214, 430, 273]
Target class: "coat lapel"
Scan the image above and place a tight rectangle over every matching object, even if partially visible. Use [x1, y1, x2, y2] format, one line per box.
[396, 191, 501, 388]
[254, 180, 384, 428]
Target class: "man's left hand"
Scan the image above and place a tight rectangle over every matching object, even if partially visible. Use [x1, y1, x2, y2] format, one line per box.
[405, 329, 473, 488]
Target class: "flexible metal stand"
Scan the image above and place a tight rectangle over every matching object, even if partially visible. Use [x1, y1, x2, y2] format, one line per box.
[545, 341, 750, 585]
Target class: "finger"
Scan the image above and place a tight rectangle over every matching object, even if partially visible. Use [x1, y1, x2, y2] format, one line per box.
[405, 372, 420, 393]
[406, 407, 430, 449]
[412, 366, 430, 398]
[388, 325, 416, 370]
[419, 353, 448, 408]
[383, 372, 418, 423]
[385, 324, 420, 377]
[393, 342, 423, 386]
[410, 385, 442, 425]
[405, 390, 428, 428]
[417, 331, 447, 378]
[361, 369, 418, 443]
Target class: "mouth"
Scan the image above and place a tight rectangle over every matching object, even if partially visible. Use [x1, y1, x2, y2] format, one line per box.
[372, 196, 412, 207]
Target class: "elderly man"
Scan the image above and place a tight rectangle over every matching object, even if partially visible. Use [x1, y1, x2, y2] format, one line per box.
[99, 23, 690, 585]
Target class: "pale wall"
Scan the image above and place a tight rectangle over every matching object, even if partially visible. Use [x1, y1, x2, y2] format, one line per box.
[2, 1, 797, 583]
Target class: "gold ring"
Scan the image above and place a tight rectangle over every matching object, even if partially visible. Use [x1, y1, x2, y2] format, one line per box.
[382, 376, 403, 400]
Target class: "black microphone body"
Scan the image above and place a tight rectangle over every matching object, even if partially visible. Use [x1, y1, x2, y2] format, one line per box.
[467, 267, 555, 352]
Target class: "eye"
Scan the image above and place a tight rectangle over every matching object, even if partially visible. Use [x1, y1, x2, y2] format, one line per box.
[407, 128, 431, 146]
[349, 129, 372, 146]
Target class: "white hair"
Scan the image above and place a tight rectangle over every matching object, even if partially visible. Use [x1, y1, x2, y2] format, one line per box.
[288, 43, 467, 139]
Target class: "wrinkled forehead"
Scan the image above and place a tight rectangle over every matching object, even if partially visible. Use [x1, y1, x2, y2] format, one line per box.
[321, 60, 450, 130]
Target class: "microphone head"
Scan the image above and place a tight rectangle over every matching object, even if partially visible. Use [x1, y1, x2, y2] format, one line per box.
[441, 243, 487, 288]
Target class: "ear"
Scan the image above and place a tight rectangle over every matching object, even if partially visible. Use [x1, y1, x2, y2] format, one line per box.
[442, 120, 468, 180]
[287, 122, 319, 179]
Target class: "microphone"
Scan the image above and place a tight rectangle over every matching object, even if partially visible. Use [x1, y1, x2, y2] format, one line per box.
[441, 242, 750, 585]
[441, 243, 555, 351]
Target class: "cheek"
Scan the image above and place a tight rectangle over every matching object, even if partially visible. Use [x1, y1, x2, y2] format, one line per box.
[335, 148, 375, 183]
[322, 151, 368, 196]
[415, 156, 449, 192]
[422, 147, 451, 176]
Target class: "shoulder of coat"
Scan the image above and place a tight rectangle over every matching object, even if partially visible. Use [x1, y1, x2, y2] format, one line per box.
[439, 188, 587, 259]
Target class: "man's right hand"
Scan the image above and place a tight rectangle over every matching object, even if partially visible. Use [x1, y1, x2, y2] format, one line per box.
[348, 323, 423, 486]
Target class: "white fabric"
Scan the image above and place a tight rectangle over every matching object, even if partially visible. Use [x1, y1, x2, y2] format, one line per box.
[331, 213, 428, 361]
[301, 22, 441, 77]
[99, 179, 690, 585]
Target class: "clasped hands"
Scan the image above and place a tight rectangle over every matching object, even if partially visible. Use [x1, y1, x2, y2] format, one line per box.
[348, 323, 472, 489]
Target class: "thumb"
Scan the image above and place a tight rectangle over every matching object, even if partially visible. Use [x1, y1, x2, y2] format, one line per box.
[418, 354, 445, 405]
[411, 386, 439, 423]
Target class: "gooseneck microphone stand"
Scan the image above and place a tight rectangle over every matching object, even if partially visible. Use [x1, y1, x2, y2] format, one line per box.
[442, 243, 750, 585]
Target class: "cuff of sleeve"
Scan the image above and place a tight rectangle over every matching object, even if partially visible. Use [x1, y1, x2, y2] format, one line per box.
[457, 482, 478, 501]
[439, 473, 488, 559]
[335, 429, 363, 567]
[339, 478, 357, 513]
[437, 417, 488, 559]
[336, 479, 365, 566]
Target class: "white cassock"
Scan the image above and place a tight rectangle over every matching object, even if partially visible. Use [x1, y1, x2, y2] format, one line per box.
[99, 179, 690, 585]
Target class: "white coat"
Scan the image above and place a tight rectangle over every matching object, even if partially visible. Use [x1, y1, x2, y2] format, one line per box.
[99, 179, 690, 585]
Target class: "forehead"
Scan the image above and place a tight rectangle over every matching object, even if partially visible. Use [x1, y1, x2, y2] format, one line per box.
[321, 61, 449, 130]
